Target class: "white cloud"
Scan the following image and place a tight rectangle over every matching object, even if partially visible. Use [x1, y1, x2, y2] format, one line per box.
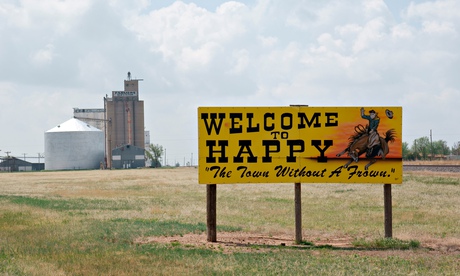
[315, 33, 344, 52]
[336, 24, 362, 37]
[404, 0, 460, 21]
[228, 49, 250, 74]
[0, 2, 29, 28]
[0, 0, 91, 33]
[178, 42, 222, 71]
[31, 44, 55, 65]
[352, 17, 387, 53]
[422, 21, 456, 35]
[216, 1, 247, 14]
[391, 23, 414, 39]
[402, 1, 459, 36]
[363, 0, 387, 16]
[257, 35, 278, 47]
[124, 1, 248, 66]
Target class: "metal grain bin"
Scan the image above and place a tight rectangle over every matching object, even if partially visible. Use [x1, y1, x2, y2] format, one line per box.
[45, 118, 104, 170]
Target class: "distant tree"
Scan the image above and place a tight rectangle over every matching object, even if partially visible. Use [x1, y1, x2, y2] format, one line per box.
[146, 144, 164, 168]
[432, 140, 450, 156]
[412, 137, 430, 160]
[402, 142, 410, 160]
[452, 141, 460, 155]
[406, 138, 458, 159]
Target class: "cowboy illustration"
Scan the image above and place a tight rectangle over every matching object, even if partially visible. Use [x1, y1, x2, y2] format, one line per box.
[336, 108, 396, 170]
[361, 108, 381, 156]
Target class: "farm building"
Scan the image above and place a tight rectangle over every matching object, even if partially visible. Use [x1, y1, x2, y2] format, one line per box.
[111, 144, 145, 169]
[0, 157, 44, 172]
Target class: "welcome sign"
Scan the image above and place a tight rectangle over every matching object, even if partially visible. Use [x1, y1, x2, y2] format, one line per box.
[198, 106, 402, 184]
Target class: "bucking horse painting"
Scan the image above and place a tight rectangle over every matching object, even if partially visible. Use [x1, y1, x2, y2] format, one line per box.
[336, 124, 396, 170]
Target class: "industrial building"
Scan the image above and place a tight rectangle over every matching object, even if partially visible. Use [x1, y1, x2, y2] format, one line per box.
[45, 118, 105, 170]
[44, 72, 146, 170]
[104, 72, 145, 169]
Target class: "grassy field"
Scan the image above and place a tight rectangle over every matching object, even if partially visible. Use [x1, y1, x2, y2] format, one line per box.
[1, 167, 459, 275]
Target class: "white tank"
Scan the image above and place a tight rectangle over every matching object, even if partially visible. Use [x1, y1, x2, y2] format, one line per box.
[45, 118, 104, 170]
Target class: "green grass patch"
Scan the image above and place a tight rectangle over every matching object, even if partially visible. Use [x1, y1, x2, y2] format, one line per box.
[99, 218, 241, 243]
[297, 240, 315, 246]
[0, 195, 139, 211]
[352, 238, 421, 250]
[404, 175, 459, 185]
[334, 188, 356, 193]
[0, 211, 34, 228]
[261, 197, 291, 204]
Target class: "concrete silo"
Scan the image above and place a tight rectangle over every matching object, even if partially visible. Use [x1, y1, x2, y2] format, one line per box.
[45, 118, 104, 170]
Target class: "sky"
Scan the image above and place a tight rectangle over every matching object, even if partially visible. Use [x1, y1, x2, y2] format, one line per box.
[0, 0, 459, 165]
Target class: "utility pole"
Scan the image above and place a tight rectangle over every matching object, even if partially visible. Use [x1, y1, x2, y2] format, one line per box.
[5, 151, 11, 172]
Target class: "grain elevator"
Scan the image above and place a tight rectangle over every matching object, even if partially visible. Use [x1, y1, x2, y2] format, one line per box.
[104, 72, 145, 168]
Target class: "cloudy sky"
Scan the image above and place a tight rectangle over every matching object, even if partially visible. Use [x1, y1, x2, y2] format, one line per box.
[1, 0, 459, 164]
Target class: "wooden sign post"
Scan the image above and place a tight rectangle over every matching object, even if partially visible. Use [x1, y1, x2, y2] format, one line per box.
[207, 184, 217, 242]
[384, 184, 393, 238]
[295, 183, 302, 244]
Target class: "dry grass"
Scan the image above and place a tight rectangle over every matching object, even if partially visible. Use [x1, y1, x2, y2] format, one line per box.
[1, 167, 459, 275]
[1, 167, 459, 236]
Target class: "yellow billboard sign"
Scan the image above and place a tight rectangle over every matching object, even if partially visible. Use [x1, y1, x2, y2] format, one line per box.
[198, 106, 402, 184]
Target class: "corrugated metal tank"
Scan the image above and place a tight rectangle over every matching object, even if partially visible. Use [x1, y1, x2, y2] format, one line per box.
[45, 118, 104, 170]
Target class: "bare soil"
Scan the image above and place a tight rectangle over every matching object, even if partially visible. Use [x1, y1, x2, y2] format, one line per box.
[136, 232, 460, 256]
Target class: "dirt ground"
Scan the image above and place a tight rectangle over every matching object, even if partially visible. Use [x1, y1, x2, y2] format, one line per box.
[136, 232, 460, 257]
